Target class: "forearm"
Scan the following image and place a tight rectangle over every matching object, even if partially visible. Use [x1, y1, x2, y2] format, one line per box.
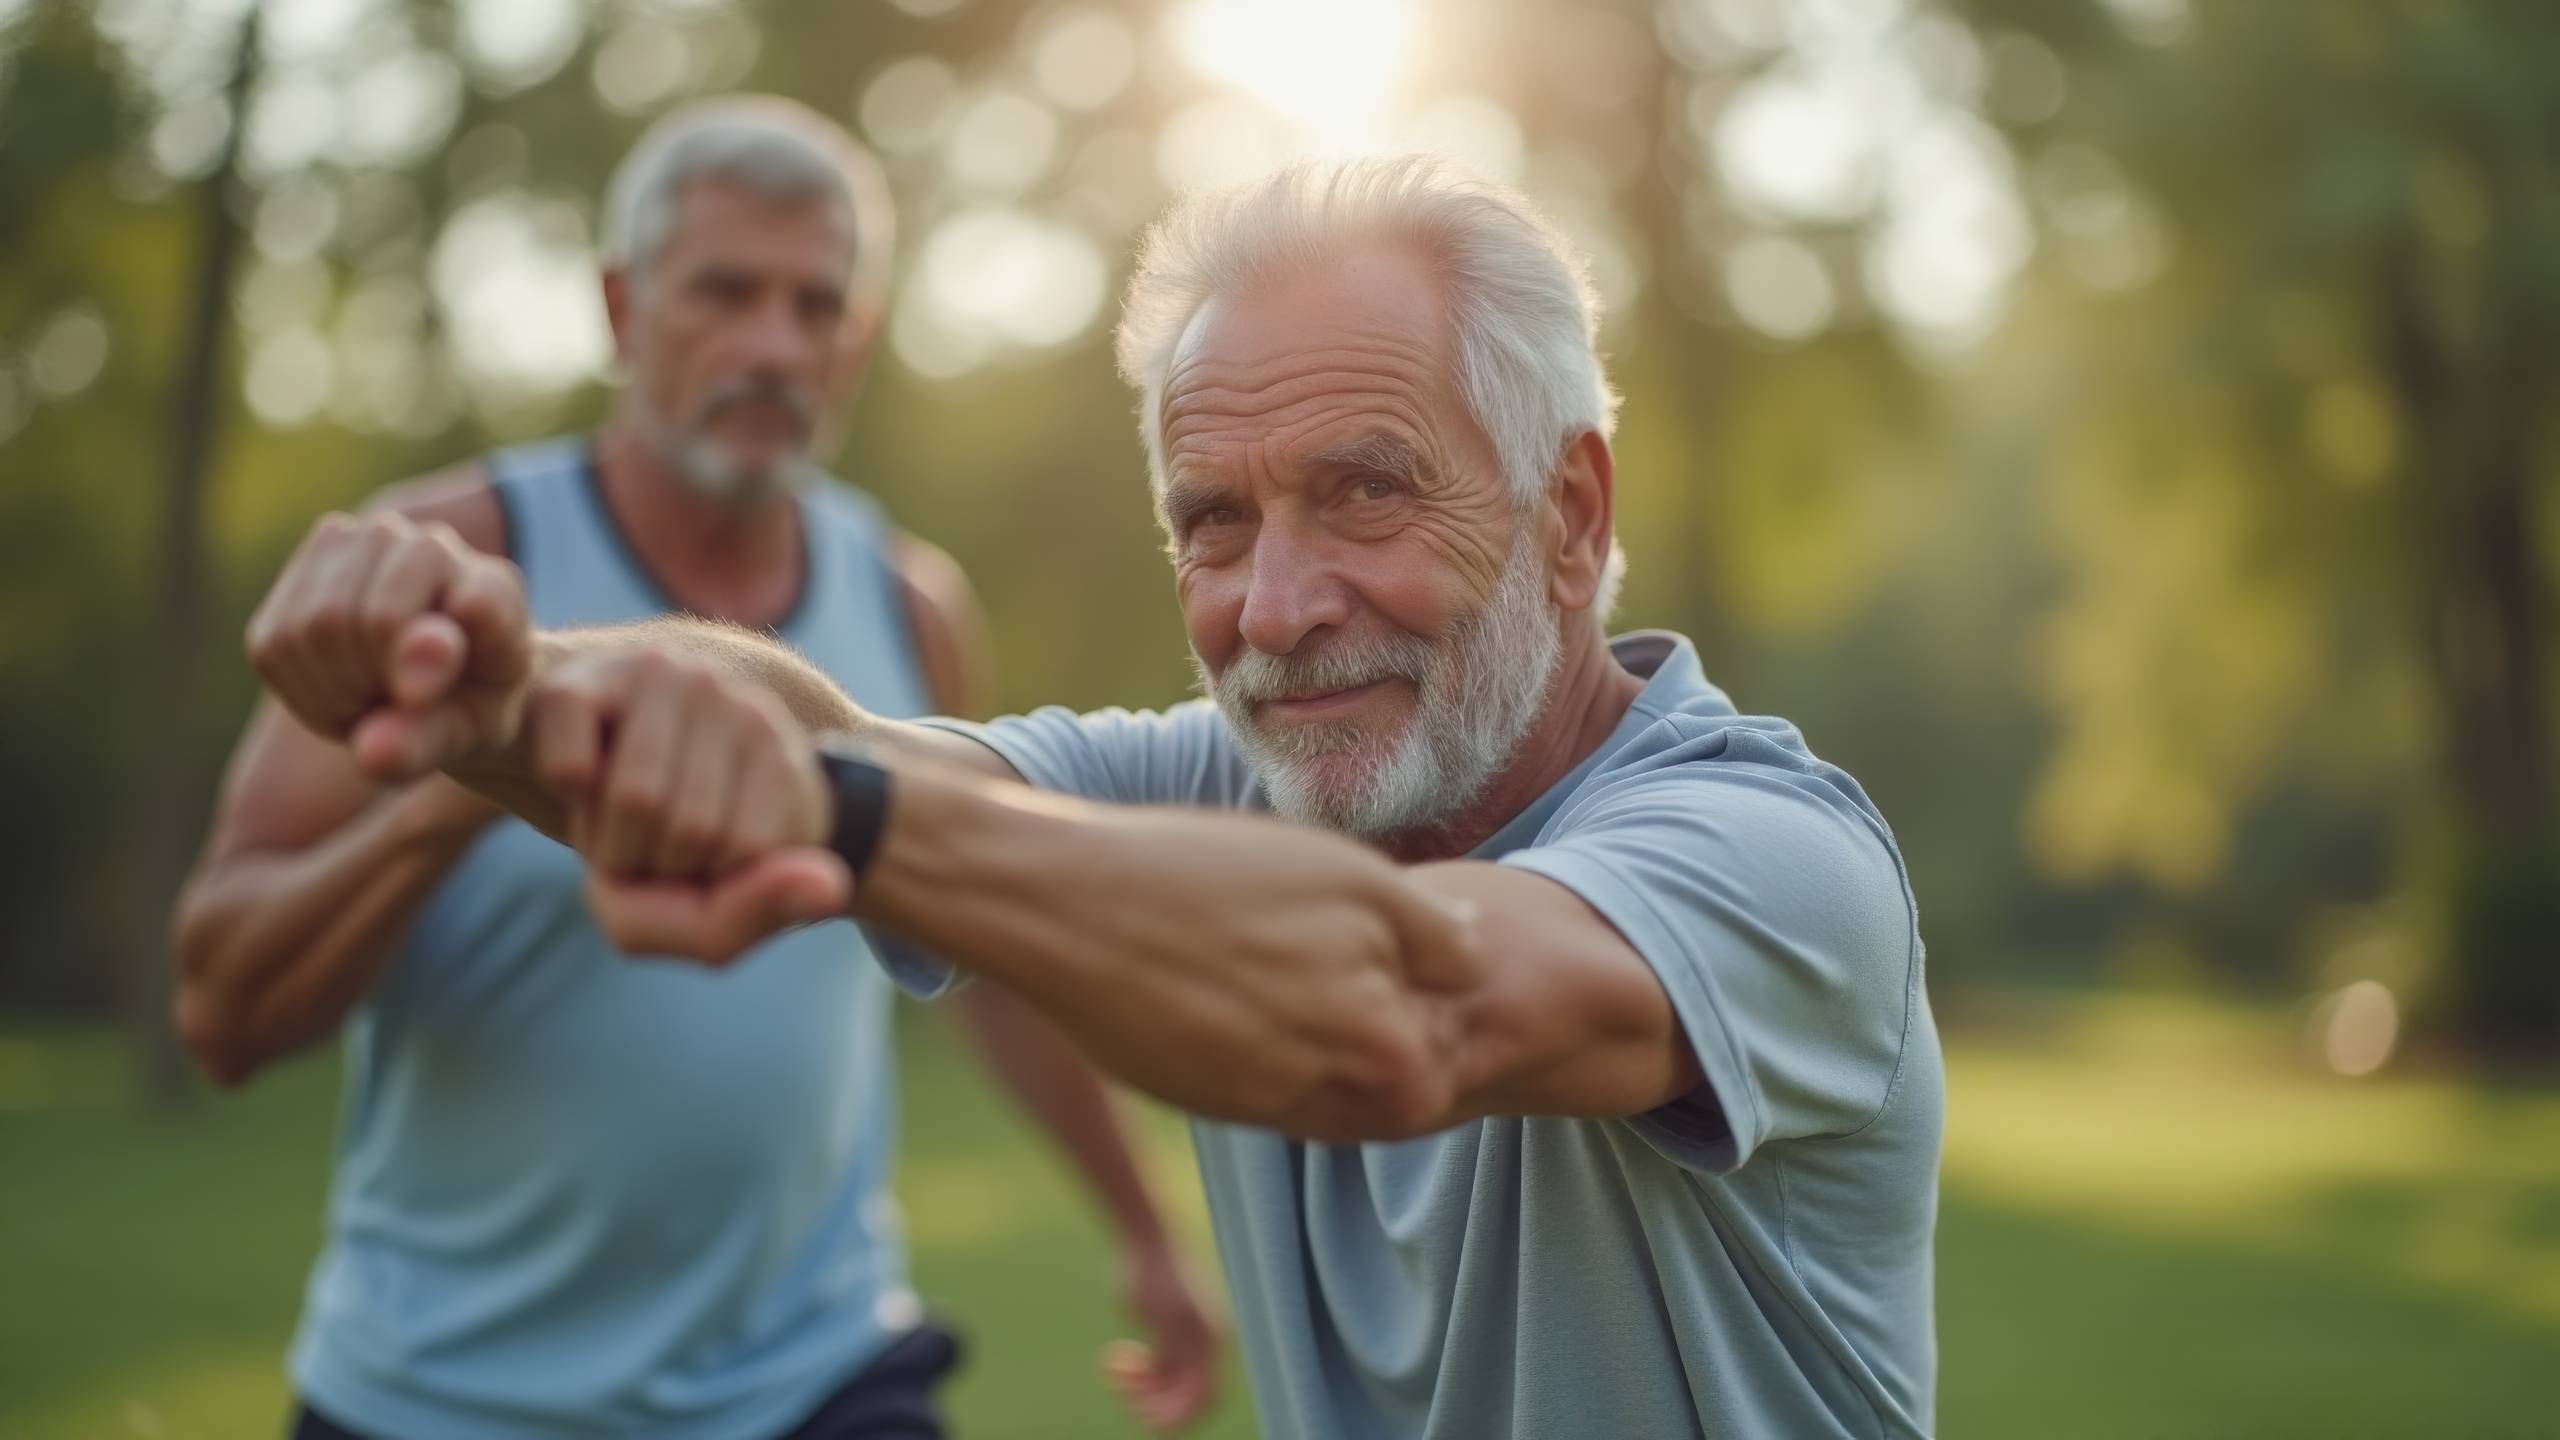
[173, 782, 491, 1085]
[955, 983, 1176, 1252]
[856, 763, 1474, 1141]
[441, 621, 1009, 831]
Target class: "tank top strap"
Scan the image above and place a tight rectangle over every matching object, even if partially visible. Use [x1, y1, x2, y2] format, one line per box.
[484, 437, 668, 629]
[788, 478, 932, 721]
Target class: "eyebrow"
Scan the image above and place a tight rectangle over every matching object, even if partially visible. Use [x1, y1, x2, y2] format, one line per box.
[1160, 477, 1233, 536]
[1159, 430, 1438, 535]
[1307, 431, 1436, 485]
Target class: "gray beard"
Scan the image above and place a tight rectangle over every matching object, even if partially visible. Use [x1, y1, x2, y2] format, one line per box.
[668, 435, 813, 507]
[1196, 535, 1564, 842]
[643, 377, 820, 507]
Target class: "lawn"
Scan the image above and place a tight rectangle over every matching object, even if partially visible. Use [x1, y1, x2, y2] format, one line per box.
[3, 989, 2556, 1438]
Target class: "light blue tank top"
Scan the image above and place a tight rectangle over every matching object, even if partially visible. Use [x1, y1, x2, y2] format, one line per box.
[291, 439, 934, 1440]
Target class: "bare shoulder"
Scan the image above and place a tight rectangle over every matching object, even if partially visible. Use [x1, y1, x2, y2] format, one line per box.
[891, 532, 979, 618]
[363, 460, 505, 557]
[890, 531, 994, 718]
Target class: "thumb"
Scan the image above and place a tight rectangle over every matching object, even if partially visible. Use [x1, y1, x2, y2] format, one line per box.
[739, 848, 856, 928]
[585, 849, 853, 965]
[351, 703, 474, 782]
[388, 613, 468, 709]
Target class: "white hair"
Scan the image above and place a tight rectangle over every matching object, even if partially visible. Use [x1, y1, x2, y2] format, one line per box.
[1115, 154, 1627, 618]
[600, 95, 894, 316]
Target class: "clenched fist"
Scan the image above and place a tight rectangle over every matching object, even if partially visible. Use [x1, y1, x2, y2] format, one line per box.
[245, 510, 853, 960]
[533, 644, 853, 965]
[245, 510, 533, 782]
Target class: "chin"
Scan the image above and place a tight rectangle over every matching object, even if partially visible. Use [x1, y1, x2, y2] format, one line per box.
[1259, 742, 1412, 834]
[678, 443, 801, 504]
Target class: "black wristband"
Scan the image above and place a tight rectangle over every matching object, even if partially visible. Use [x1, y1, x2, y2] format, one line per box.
[816, 748, 894, 882]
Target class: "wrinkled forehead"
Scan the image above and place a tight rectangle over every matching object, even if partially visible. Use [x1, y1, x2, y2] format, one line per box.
[1157, 245, 1473, 467]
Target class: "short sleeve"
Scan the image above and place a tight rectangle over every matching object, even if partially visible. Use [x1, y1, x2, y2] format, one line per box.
[918, 699, 1256, 809]
[1500, 736, 1920, 1175]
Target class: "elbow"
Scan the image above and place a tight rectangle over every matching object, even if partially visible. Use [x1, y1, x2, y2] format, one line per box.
[169, 909, 271, 1090]
[172, 983, 265, 1090]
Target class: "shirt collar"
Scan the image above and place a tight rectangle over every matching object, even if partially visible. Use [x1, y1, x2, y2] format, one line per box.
[1469, 630, 1729, 858]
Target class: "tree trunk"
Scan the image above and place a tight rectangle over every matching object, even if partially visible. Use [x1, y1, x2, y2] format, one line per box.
[125, 1, 261, 1104]
[2381, 238, 2560, 1057]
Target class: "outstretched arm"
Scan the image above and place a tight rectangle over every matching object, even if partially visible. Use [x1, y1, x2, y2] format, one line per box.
[243, 511, 1697, 1143]
[827, 762, 1696, 1142]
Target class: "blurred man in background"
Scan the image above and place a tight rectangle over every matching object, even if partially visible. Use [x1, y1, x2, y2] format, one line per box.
[171, 96, 1219, 1439]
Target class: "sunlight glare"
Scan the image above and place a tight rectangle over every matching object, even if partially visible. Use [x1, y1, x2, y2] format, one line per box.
[1170, 0, 1413, 151]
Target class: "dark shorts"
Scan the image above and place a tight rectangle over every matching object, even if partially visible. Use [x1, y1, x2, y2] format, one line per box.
[292, 1323, 964, 1440]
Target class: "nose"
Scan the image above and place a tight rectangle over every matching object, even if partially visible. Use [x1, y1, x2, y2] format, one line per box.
[738, 292, 818, 378]
[1235, 523, 1353, 657]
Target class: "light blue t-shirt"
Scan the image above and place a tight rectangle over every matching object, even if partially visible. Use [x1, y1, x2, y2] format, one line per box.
[291, 440, 938, 1439]
[926, 632, 1940, 1439]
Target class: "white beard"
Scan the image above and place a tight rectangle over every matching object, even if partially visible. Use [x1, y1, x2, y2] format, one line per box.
[646, 377, 818, 507]
[1197, 532, 1563, 842]
[669, 435, 809, 507]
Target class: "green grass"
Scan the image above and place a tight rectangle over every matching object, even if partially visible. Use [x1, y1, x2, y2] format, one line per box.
[4, 990, 2558, 1438]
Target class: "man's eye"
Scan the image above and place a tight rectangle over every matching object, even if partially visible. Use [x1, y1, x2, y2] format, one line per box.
[1356, 476, 1398, 501]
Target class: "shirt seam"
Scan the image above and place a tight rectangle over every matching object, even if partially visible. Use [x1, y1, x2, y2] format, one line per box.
[1829, 840, 1926, 1144]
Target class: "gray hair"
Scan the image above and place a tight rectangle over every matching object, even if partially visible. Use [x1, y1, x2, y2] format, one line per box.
[601, 95, 895, 315]
[1115, 154, 1626, 617]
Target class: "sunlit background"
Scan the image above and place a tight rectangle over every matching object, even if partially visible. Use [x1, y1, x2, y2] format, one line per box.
[3, 0, 2557, 1435]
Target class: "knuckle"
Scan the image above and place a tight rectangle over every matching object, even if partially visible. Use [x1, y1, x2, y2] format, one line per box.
[551, 666, 610, 708]
[305, 604, 352, 645]
[456, 556, 518, 604]
[357, 593, 410, 637]
[534, 745, 588, 791]
[604, 777, 664, 823]
[541, 658, 595, 695]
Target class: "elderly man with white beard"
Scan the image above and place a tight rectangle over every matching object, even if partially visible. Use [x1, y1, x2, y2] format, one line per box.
[238, 156, 1944, 1439]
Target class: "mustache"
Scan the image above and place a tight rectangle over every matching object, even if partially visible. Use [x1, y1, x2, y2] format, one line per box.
[1206, 630, 1440, 708]
[691, 376, 815, 432]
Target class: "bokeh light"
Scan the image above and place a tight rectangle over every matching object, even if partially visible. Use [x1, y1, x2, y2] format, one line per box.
[1169, 0, 1414, 151]
[1028, 4, 1136, 113]
[427, 195, 609, 398]
[2306, 981, 2402, 1079]
[27, 307, 111, 399]
[894, 206, 1109, 379]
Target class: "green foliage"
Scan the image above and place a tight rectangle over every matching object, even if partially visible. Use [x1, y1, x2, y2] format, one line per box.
[1950, 0, 2560, 1036]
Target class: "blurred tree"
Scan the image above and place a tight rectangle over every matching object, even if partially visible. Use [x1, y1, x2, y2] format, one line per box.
[7, 0, 2545, 1078]
[1959, 0, 2559, 1049]
[118, 0, 263, 1102]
